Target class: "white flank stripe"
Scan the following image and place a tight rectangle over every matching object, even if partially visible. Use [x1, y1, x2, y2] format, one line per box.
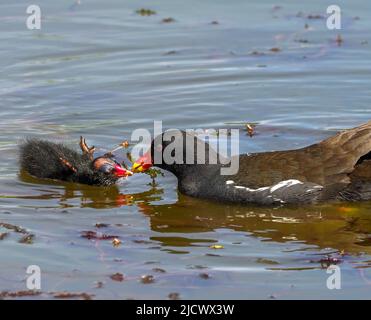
[270, 179, 303, 193]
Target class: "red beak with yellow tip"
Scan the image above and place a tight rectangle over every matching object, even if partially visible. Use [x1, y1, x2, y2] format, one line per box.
[132, 151, 153, 173]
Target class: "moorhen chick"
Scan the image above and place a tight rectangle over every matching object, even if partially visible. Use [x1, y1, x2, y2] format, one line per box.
[20, 137, 132, 186]
[132, 121, 371, 205]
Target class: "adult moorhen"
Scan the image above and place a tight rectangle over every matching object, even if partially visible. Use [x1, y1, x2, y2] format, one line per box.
[132, 121, 371, 205]
[20, 137, 132, 186]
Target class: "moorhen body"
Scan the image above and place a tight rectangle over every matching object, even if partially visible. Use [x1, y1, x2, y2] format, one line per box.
[20, 137, 132, 186]
[133, 121, 371, 205]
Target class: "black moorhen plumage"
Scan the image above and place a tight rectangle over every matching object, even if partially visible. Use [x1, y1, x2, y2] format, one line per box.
[20, 137, 132, 186]
[132, 121, 371, 205]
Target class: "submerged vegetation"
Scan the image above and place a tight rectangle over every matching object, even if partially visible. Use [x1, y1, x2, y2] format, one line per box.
[136, 8, 157, 16]
[161, 17, 176, 23]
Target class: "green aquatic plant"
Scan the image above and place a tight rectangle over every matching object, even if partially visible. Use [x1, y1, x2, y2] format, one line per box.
[136, 8, 157, 16]
[145, 168, 164, 187]
[145, 168, 164, 180]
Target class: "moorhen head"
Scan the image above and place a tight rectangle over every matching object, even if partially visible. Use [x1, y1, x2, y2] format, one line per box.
[20, 137, 132, 186]
[132, 130, 222, 176]
[132, 122, 371, 205]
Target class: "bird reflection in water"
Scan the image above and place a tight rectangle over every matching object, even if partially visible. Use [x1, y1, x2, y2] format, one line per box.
[18, 170, 371, 256]
[19, 169, 160, 210]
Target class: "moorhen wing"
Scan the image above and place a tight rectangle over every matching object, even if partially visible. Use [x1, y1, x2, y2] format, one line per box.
[19, 137, 132, 186]
[133, 121, 371, 205]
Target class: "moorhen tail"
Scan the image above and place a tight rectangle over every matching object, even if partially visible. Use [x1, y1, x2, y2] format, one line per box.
[19, 137, 132, 186]
[133, 121, 371, 205]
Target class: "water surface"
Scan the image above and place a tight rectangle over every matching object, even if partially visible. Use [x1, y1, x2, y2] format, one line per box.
[1, 0, 371, 299]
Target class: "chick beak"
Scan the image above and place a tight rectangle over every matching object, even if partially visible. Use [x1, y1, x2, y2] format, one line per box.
[113, 164, 133, 177]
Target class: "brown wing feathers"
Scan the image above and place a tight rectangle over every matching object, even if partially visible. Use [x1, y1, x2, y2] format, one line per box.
[319, 121, 371, 186]
[232, 121, 371, 192]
